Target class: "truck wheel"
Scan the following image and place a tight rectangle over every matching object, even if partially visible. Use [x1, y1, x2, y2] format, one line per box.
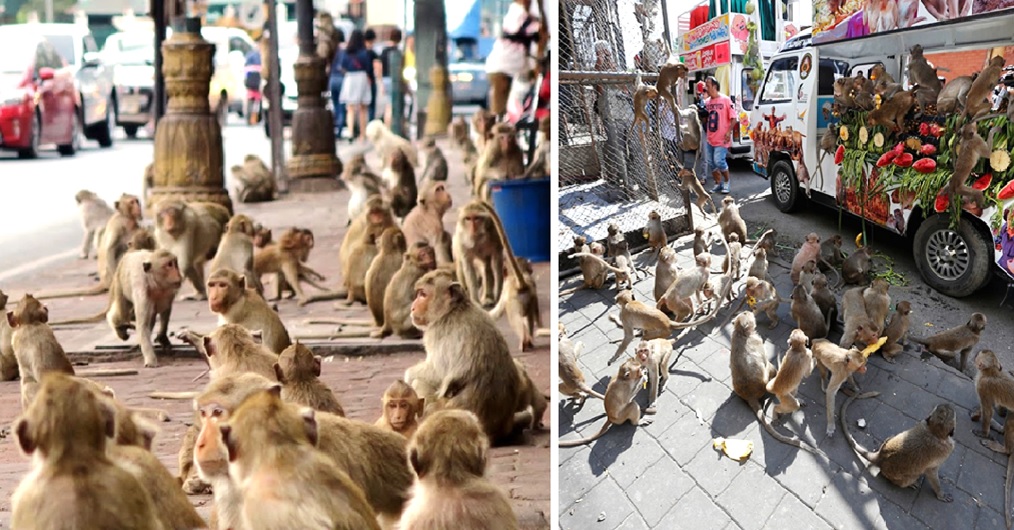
[123, 125, 139, 139]
[913, 214, 992, 298]
[769, 159, 801, 213]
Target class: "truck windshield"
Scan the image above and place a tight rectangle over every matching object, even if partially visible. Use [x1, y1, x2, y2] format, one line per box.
[742, 68, 755, 110]
[759, 56, 798, 104]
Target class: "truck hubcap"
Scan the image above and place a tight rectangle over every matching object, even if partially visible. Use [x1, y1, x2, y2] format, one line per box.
[926, 229, 968, 281]
[774, 172, 791, 203]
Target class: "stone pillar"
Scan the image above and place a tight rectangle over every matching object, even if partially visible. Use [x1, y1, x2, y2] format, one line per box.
[285, 0, 341, 192]
[414, 0, 450, 139]
[149, 16, 233, 214]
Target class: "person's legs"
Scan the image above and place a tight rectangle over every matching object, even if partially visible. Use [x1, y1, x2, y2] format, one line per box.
[713, 146, 731, 193]
[707, 143, 722, 193]
[330, 76, 345, 138]
[358, 105, 369, 142]
[346, 103, 358, 140]
[368, 81, 377, 121]
[488, 72, 511, 118]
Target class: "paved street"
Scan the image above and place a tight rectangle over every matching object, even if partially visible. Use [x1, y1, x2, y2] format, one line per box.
[558, 162, 1014, 529]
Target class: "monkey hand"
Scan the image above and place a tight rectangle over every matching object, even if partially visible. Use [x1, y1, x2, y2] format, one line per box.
[825, 424, 836, 437]
[973, 428, 991, 438]
[936, 490, 954, 503]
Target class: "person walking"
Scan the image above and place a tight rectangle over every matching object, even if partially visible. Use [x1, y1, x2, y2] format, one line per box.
[379, 28, 403, 126]
[485, 0, 541, 120]
[339, 29, 374, 143]
[329, 29, 347, 139]
[364, 29, 384, 122]
[703, 76, 736, 194]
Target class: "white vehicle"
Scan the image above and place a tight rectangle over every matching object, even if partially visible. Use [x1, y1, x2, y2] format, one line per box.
[750, 10, 1014, 297]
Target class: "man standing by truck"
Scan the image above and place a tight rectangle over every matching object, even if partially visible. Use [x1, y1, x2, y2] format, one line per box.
[704, 76, 737, 194]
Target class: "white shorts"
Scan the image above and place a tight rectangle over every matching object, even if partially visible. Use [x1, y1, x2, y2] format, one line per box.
[340, 71, 372, 105]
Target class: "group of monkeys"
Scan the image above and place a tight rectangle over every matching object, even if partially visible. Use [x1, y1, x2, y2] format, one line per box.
[559, 197, 1012, 512]
[1, 113, 552, 529]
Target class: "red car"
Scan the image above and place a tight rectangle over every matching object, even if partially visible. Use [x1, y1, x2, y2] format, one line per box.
[0, 27, 81, 158]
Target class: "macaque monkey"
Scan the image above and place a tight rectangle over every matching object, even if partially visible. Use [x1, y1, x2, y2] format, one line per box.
[207, 268, 292, 353]
[0, 289, 18, 381]
[630, 80, 658, 133]
[694, 228, 713, 257]
[791, 233, 824, 284]
[718, 197, 748, 245]
[965, 55, 1006, 120]
[559, 358, 649, 447]
[449, 115, 479, 166]
[833, 77, 857, 112]
[256, 227, 329, 304]
[881, 301, 911, 362]
[819, 234, 846, 272]
[867, 90, 915, 132]
[109, 440, 208, 530]
[840, 286, 882, 349]
[658, 252, 711, 321]
[315, 11, 339, 66]
[910, 312, 986, 372]
[644, 210, 666, 253]
[366, 227, 407, 325]
[75, 189, 114, 259]
[343, 154, 385, 221]
[196, 324, 280, 381]
[654, 246, 680, 301]
[980, 411, 1014, 530]
[678, 168, 717, 216]
[841, 393, 956, 502]
[126, 227, 156, 251]
[561, 240, 609, 295]
[471, 108, 496, 159]
[791, 284, 829, 340]
[524, 115, 551, 178]
[7, 295, 75, 408]
[723, 233, 743, 280]
[489, 255, 543, 351]
[728, 313, 822, 453]
[253, 223, 273, 248]
[936, 74, 974, 114]
[400, 410, 519, 529]
[558, 324, 605, 404]
[949, 122, 992, 209]
[11, 374, 161, 528]
[402, 180, 454, 265]
[606, 222, 635, 265]
[386, 149, 418, 219]
[766, 329, 814, 417]
[811, 273, 838, 329]
[906, 45, 942, 102]
[798, 260, 818, 294]
[376, 380, 424, 439]
[453, 201, 506, 307]
[338, 196, 397, 282]
[568, 250, 633, 291]
[747, 247, 773, 285]
[841, 246, 873, 286]
[608, 289, 724, 365]
[374, 243, 437, 339]
[210, 213, 263, 294]
[812, 339, 868, 437]
[863, 278, 891, 329]
[635, 338, 674, 415]
[231, 153, 276, 203]
[738, 277, 785, 329]
[367, 119, 419, 167]
[219, 390, 383, 529]
[154, 199, 231, 300]
[405, 271, 534, 442]
[473, 122, 525, 200]
[418, 136, 449, 185]
[655, 58, 688, 121]
[274, 342, 344, 415]
[343, 227, 381, 305]
[974, 350, 1014, 439]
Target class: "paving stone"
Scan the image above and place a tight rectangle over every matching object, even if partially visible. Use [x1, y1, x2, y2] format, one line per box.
[769, 451, 838, 508]
[682, 378, 736, 424]
[622, 455, 696, 527]
[600, 429, 669, 490]
[909, 479, 979, 530]
[715, 461, 786, 530]
[684, 443, 747, 497]
[559, 478, 636, 530]
[613, 513, 650, 530]
[558, 446, 605, 510]
[656, 487, 732, 529]
[656, 410, 712, 466]
[813, 470, 889, 530]
[764, 491, 835, 530]
[975, 507, 1008, 530]
[956, 445, 1007, 509]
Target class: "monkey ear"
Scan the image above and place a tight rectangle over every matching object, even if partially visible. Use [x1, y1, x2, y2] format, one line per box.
[238, 275, 247, 290]
[143, 261, 153, 273]
[203, 336, 216, 357]
[114, 200, 121, 210]
[300, 408, 319, 446]
[134, 415, 159, 451]
[448, 282, 467, 303]
[99, 401, 117, 441]
[312, 355, 322, 377]
[219, 424, 238, 462]
[273, 363, 285, 383]
[267, 384, 283, 397]
[416, 398, 425, 418]
[249, 329, 264, 343]
[6, 311, 17, 329]
[15, 418, 35, 455]
[409, 447, 426, 477]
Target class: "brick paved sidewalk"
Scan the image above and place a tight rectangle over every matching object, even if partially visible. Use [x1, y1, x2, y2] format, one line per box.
[558, 214, 1006, 530]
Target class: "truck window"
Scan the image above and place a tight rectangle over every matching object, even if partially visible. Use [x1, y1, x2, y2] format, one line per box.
[759, 56, 798, 104]
[817, 58, 849, 96]
[742, 68, 755, 111]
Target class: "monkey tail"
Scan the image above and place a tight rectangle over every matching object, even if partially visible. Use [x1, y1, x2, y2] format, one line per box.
[579, 384, 606, 400]
[566, 253, 626, 274]
[34, 282, 108, 300]
[907, 335, 929, 346]
[558, 420, 613, 447]
[147, 391, 199, 400]
[49, 309, 108, 326]
[839, 391, 882, 464]
[751, 399, 826, 458]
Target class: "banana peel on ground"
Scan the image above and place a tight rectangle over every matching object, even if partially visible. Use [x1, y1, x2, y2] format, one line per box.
[713, 438, 754, 461]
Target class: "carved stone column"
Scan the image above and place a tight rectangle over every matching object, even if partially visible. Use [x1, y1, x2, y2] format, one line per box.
[149, 17, 233, 214]
[285, 0, 341, 192]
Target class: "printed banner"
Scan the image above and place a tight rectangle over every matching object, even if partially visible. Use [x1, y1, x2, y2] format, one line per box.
[813, 0, 1014, 44]
[680, 14, 730, 54]
[682, 41, 732, 72]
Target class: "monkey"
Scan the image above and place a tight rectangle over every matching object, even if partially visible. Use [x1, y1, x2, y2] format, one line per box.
[841, 245, 873, 286]
[418, 136, 449, 185]
[722, 276, 785, 330]
[974, 350, 1014, 438]
[231, 153, 276, 203]
[75, 189, 115, 259]
[10, 374, 162, 529]
[206, 268, 292, 354]
[635, 338, 674, 415]
[471, 108, 496, 157]
[512, 357, 548, 430]
[754, 228, 777, 254]
[367, 118, 419, 167]
[629, 79, 658, 134]
[811, 273, 838, 329]
[453, 200, 506, 307]
[472, 122, 525, 200]
[195, 324, 280, 381]
[907, 45, 943, 103]
[798, 260, 819, 294]
[701, 268, 736, 313]
[342, 225, 382, 306]
[402, 179, 454, 265]
[840, 286, 882, 349]
[718, 197, 748, 245]
[559, 358, 649, 447]
[863, 278, 891, 330]
[936, 74, 975, 114]
[126, 226, 156, 251]
[852, 72, 877, 111]
[489, 254, 543, 352]
[819, 234, 846, 272]
[219, 389, 383, 529]
[658, 252, 712, 322]
[677, 105, 703, 152]
[723, 233, 743, 281]
[523, 115, 551, 178]
[980, 409, 1014, 530]
[0, 289, 19, 381]
[376, 380, 424, 439]
[654, 246, 681, 302]
[678, 167, 718, 216]
[399, 410, 519, 529]
[404, 270, 534, 443]
[253, 223, 272, 248]
[881, 301, 912, 362]
[7, 295, 75, 408]
[558, 324, 605, 404]
[605, 221, 635, 266]
[766, 329, 814, 419]
[449, 115, 479, 166]
[372, 243, 437, 339]
[273, 341, 344, 415]
[209, 213, 263, 295]
[812, 339, 869, 437]
[833, 77, 857, 113]
[867, 90, 915, 132]
[910, 312, 986, 372]
[154, 199, 230, 300]
[256, 227, 330, 304]
[644, 210, 666, 253]
[791, 232, 825, 284]
[965, 55, 1006, 120]
[655, 58, 688, 122]
[343, 154, 386, 222]
[337, 196, 398, 285]
[728, 312, 824, 454]
[747, 247, 774, 285]
[841, 392, 956, 502]
[949, 122, 992, 209]
[366, 227, 407, 325]
[791, 284, 829, 341]
[315, 11, 340, 68]
[560, 240, 609, 295]
[568, 251, 633, 291]
[385, 149, 418, 219]
[109, 440, 208, 530]
[693, 227, 713, 257]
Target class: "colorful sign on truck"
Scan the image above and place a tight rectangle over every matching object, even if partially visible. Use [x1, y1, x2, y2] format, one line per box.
[813, 0, 1014, 44]
[679, 14, 751, 72]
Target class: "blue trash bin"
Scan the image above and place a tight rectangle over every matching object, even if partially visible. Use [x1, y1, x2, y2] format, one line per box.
[490, 178, 551, 263]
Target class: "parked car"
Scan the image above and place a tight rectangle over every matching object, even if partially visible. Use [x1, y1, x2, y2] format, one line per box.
[448, 37, 488, 106]
[102, 31, 155, 138]
[0, 28, 80, 157]
[198, 26, 258, 122]
[34, 23, 116, 148]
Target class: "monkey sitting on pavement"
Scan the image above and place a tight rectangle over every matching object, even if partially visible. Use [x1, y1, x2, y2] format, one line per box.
[75, 189, 114, 259]
[376, 380, 424, 439]
[274, 342, 345, 415]
[7, 295, 75, 408]
[207, 268, 292, 354]
[880, 301, 912, 363]
[558, 323, 605, 405]
[154, 199, 231, 300]
[0, 289, 18, 381]
[766, 329, 814, 418]
[635, 338, 674, 415]
[231, 153, 276, 203]
[910, 312, 986, 373]
[559, 358, 649, 447]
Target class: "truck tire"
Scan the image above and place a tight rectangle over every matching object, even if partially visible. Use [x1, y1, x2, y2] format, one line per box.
[124, 125, 139, 138]
[912, 214, 992, 298]
[769, 159, 801, 213]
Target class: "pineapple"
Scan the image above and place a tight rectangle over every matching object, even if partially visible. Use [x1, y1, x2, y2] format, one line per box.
[991, 149, 1011, 172]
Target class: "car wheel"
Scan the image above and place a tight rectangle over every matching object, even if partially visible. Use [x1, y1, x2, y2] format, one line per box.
[57, 110, 81, 156]
[913, 214, 992, 298]
[124, 124, 139, 139]
[769, 159, 801, 213]
[17, 112, 41, 159]
[93, 98, 115, 148]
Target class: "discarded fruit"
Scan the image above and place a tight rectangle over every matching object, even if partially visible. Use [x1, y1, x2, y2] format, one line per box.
[929, 123, 944, 137]
[972, 173, 993, 190]
[835, 145, 845, 164]
[877, 151, 897, 167]
[991, 149, 1011, 172]
[912, 158, 936, 173]
[920, 144, 936, 155]
[934, 192, 950, 213]
[893, 152, 914, 167]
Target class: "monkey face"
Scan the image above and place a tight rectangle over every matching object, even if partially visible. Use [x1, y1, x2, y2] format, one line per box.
[429, 183, 452, 211]
[412, 245, 437, 270]
[648, 210, 661, 221]
[207, 276, 239, 313]
[461, 213, 489, 239]
[976, 350, 1000, 372]
[158, 206, 184, 235]
[385, 398, 418, 431]
[194, 410, 229, 477]
[614, 290, 634, 306]
[590, 242, 606, 256]
[410, 286, 432, 329]
[634, 341, 651, 364]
